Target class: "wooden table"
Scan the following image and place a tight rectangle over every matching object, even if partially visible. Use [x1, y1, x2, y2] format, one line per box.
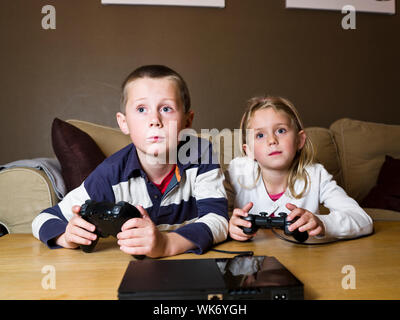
[1, 221, 399, 300]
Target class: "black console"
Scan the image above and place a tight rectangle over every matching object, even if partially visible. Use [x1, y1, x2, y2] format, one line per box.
[0, 223, 8, 237]
[78, 200, 141, 253]
[241, 212, 308, 243]
[118, 255, 304, 300]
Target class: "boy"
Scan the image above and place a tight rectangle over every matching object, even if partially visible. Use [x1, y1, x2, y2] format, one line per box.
[32, 65, 229, 258]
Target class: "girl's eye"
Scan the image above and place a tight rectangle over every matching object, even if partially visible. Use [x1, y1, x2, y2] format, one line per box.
[256, 133, 264, 139]
[137, 106, 145, 113]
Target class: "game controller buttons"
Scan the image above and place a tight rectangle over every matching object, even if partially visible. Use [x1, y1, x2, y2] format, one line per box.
[78, 200, 141, 253]
[240, 212, 308, 243]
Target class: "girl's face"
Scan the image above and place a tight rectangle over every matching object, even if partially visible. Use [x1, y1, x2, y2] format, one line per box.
[243, 107, 306, 173]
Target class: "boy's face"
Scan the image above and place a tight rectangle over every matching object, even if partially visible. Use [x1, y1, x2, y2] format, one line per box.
[117, 77, 194, 163]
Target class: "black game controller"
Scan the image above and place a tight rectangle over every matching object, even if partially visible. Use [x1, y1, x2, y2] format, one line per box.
[78, 200, 141, 253]
[241, 212, 309, 243]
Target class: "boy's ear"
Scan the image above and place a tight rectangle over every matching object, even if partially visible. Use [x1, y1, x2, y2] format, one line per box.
[297, 130, 307, 150]
[184, 110, 194, 128]
[116, 112, 130, 135]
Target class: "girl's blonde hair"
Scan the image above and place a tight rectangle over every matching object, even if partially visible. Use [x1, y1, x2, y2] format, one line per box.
[239, 96, 315, 199]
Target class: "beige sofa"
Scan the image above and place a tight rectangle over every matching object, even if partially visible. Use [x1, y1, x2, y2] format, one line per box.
[1, 118, 399, 234]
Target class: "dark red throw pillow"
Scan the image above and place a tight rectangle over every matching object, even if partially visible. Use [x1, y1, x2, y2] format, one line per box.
[361, 155, 400, 212]
[52, 118, 106, 193]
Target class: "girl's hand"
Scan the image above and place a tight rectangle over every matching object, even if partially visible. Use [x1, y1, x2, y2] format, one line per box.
[285, 203, 325, 237]
[229, 202, 255, 241]
[56, 205, 97, 249]
[117, 205, 167, 258]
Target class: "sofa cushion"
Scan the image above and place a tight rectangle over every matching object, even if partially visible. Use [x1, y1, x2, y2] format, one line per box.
[52, 118, 106, 192]
[305, 127, 342, 187]
[361, 155, 400, 212]
[364, 208, 400, 221]
[0, 167, 57, 233]
[67, 119, 131, 157]
[330, 118, 400, 203]
[201, 129, 243, 173]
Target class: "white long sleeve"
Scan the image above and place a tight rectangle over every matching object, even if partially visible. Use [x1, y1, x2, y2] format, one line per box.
[225, 157, 373, 239]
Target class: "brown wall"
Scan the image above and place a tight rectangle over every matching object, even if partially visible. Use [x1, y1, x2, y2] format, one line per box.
[1, 0, 399, 164]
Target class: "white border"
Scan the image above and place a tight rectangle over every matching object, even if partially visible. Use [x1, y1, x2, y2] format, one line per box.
[286, 0, 395, 14]
[101, 0, 225, 8]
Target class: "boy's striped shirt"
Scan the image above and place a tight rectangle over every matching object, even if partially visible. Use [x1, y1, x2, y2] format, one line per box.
[32, 136, 229, 254]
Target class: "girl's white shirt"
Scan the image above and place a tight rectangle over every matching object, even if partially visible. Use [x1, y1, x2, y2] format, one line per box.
[224, 156, 373, 239]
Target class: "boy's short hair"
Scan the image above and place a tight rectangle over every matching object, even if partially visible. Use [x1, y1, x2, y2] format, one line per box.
[120, 65, 191, 113]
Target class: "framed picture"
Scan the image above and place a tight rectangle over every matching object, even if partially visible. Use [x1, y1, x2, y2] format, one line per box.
[101, 0, 225, 8]
[286, 0, 395, 14]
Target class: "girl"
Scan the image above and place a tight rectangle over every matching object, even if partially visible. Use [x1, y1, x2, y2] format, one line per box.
[226, 96, 373, 241]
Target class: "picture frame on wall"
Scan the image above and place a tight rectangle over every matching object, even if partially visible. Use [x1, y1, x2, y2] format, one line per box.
[101, 0, 225, 8]
[285, 0, 395, 14]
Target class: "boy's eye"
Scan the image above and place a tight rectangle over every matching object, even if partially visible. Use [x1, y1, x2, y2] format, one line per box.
[137, 106, 146, 113]
[277, 128, 287, 134]
[161, 106, 172, 112]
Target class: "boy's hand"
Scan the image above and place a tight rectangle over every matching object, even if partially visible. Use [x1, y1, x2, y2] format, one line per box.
[55, 205, 97, 249]
[117, 206, 167, 258]
[229, 202, 255, 241]
[286, 203, 325, 237]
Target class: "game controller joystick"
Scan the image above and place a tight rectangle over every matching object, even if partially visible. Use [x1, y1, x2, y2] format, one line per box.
[241, 212, 309, 243]
[79, 200, 141, 253]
